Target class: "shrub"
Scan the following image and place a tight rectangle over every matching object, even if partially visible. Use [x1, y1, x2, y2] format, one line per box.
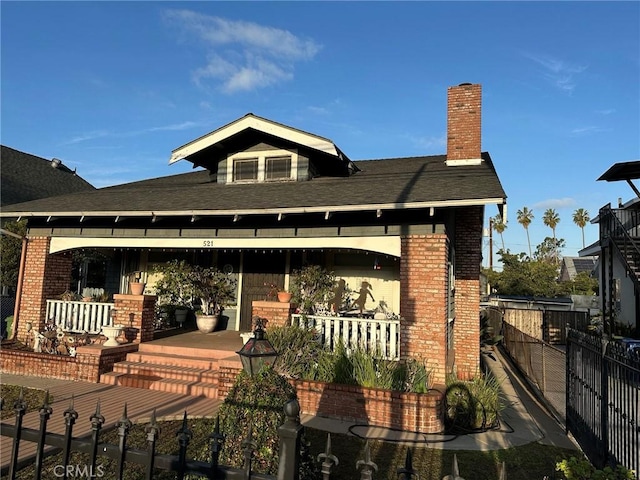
[445, 371, 504, 433]
[268, 324, 328, 380]
[269, 326, 434, 392]
[556, 456, 636, 479]
[217, 368, 296, 475]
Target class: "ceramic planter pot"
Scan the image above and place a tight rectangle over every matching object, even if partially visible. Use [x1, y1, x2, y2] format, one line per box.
[175, 308, 188, 327]
[196, 314, 219, 333]
[277, 291, 292, 303]
[129, 282, 146, 295]
[102, 325, 123, 346]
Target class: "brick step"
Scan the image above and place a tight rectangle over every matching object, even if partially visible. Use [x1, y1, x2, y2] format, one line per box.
[125, 351, 219, 370]
[100, 372, 218, 399]
[138, 342, 239, 360]
[99, 372, 219, 399]
[112, 361, 218, 384]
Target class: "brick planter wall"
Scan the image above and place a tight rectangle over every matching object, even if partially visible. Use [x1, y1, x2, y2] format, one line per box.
[0, 343, 138, 382]
[215, 361, 444, 434]
[293, 379, 445, 434]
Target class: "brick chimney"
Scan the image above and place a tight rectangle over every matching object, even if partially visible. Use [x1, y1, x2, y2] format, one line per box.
[446, 83, 482, 166]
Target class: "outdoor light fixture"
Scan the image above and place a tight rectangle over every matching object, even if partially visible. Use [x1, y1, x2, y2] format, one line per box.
[236, 321, 278, 377]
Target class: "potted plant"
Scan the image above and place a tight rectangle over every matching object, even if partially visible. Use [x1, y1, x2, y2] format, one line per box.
[128, 271, 146, 295]
[151, 260, 195, 326]
[191, 265, 237, 333]
[290, 265, 336, 315]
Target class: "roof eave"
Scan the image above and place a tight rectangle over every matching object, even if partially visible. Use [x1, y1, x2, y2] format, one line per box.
[169, 114, 343, 165]
[1, 196, 507, 221]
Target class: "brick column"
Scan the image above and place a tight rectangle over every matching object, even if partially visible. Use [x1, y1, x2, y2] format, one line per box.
[251, 301, 295, 329]
[112, 294, 157, 343]
[16, 236, 73, 342]
[453, 206, 483, 380]
[400, 234, 449, 385]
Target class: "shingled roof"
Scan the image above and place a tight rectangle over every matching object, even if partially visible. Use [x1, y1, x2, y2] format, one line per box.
[0, 152, 506, 219]
[1, 145, 95, 207]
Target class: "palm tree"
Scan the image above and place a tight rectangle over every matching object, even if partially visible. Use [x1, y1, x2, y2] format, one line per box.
[516, 207, 534, 257]
[572, 208, 590, 248]
[543, 208, 561, 263]
[492, 214, 507, 251]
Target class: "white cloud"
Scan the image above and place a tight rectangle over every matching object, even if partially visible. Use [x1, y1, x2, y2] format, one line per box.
[63, 130, 110, 145]
[533, 198, 577, 210]
[570, 126, 609, 136]
[164, 9, 321, 93]
[523, 52, 587, 93]
[62, 122, 201, 145]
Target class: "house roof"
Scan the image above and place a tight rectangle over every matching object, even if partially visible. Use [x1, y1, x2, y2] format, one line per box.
[169, 113, 356, 174]
[1, 145, 95, 207]
[0, 152, 506, 220]
[560, 256, 597, 281]
[597, 161, 640, 181]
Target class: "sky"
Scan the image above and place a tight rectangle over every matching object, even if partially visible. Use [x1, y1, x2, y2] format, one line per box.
[2, 1, 639, 268]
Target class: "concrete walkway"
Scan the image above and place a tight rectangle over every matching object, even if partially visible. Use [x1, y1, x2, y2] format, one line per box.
[0, 346, 579, 472]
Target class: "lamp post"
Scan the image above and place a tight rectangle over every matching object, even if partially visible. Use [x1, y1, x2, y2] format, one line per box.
[236, 320, 278, 376]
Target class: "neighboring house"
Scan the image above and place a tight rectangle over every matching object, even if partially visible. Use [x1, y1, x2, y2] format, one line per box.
[580, 161, 640, 336]
[0, 146, 95, 323]
[1, 145, 95, 207]
[0, 83, 507, 383]
[559, 256, 597, 282]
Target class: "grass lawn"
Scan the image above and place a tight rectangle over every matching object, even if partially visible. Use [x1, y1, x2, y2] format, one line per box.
[0, 395, 579, 480]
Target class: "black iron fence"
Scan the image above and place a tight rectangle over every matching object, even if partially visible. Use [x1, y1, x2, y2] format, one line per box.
[0, 394, 450, 480]
[566, 328, 640, 477]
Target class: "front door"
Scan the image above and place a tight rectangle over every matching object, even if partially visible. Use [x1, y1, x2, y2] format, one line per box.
[239, 252, 286, 330]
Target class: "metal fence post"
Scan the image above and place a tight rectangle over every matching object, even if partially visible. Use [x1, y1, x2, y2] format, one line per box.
[277, 399, 303, 480]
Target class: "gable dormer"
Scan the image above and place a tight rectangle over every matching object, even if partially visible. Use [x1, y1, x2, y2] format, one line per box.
[169, 113, 358, 183]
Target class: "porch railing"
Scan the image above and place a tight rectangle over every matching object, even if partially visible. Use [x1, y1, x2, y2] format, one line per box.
[45, 299, 115, 334]
[291, 313, 400, 360]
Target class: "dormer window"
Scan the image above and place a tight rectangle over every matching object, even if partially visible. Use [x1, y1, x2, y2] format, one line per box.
[234, 158, 259, 181]
[266, 156, 291, 181]
[228, 149, 297, 184]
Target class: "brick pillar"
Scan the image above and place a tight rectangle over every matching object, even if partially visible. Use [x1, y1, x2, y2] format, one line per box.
[251, 301, 295, 329]
[453, 206, 483, 380]
[112, 294, 156, 343]
[16, 236, 73, 342]
[400, 234, 449, 385]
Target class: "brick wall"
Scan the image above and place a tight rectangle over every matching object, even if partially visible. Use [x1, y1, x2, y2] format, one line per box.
[400, 234, 449, 384]
[453, 206, 483, 379]
[0, 343, 137, 382]
[212, 360, 445, 434]
[17, 237, 72, 342]
[294, 380, 444, 434]
[251, 301, 296, 329]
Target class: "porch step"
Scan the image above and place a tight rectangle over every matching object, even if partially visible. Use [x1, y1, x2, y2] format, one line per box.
[111, 361, 217, 384]
[100, 372, 217, 397]
[99, 370, 220, 399]
[137, 342, 239, 360]
[125, 351, 219, 370]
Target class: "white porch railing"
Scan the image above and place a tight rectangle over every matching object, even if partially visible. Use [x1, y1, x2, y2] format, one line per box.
[291, 313, 400, 361]
[45, 300, 115, 334]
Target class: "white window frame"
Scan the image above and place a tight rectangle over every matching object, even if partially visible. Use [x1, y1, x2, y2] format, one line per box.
[227, 149, 298, 183]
